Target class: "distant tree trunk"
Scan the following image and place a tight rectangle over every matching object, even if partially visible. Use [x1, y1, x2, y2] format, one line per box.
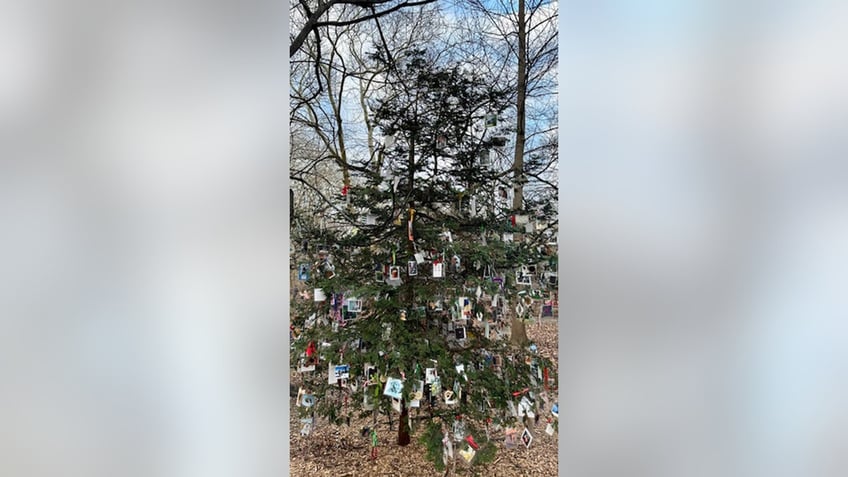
[512, 0, 527, 212]
[398, 401, 411, 445]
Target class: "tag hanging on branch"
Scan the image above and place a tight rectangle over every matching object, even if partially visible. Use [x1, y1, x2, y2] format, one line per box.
[442, 429, 454, 465]
[408, 218, 414, 242]
[432, 259, 444, 278]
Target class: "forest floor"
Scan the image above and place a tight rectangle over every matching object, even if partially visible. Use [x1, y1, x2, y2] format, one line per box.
[290, 319, 559, 477]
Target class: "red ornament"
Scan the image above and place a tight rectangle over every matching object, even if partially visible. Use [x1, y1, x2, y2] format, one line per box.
[511, 387, 529, 397]
[306, 341, 316, 357]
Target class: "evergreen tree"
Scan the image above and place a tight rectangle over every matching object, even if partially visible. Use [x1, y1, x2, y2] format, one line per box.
[290, 48, 557, 470]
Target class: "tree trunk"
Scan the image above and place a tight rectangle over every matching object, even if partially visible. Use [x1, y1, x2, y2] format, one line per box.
[398, 401, 411, 446]
[510, 317, 529, 347]
[512, 0, 527, 212]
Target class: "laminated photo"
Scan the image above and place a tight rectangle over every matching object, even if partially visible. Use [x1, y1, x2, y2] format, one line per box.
[383, 377, 404, 399]
[334, 364, 350, 381]
[346, 298, 362, 312]
[432, 261, 444, 278]
[425, 368, 438, 384]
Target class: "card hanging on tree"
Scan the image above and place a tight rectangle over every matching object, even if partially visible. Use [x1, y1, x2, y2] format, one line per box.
[298, 358, 315, 373]
[407, 260, 418, 276]
[313, 288, 326, 302]
[459, 445, 476, 463]
[300, 418, 313, 437]
[425, 368, 438, 384]
[436, 135, 447, 149]
[521, 428, 533, 448]
[391, 397, 402, 413]
[452, 420, 465, 442]
[334, 364, 350, 381]
[295, 387, 305, 407]
[484, 112, 497, 128]
[328, 362, 339, 385]
[455, 364, 466, 378]
[414, 252, 425, 264]
[546, 422, 555, 436]
[297, 264, 309, 281]
[454, 326, 467, 341]
[504, 429, 519, 449]
[442, 431, 454, 463]
[383, 378, 404, 399]
[365, 214, 377, 225]
[433, 261, 444, 278]
[346, 298, 362, 313]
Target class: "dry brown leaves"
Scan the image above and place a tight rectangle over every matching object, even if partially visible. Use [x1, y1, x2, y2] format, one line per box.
[290, 321, 559, 477]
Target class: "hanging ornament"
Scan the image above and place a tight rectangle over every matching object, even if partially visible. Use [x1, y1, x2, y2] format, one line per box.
[484, 112, 497, 128]
[504, 428, 519, 449]
[459, 445, 476, 463]
[442, 429, 454, 465]
[436, 134, 447, 149]
[407, 260, 418, 276]
[370, 428, 378, 460]
[521, 428, 533, 448]
[433, 258, 444, 278]
[300, 417, 314, 436]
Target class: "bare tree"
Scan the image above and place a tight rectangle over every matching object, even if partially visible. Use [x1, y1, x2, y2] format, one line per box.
[290, 1, 438, 57]
[458, 0, 558, 212]
[290, 3, 446, 233]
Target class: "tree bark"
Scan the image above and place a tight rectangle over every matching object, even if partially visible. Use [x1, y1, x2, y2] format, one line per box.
[398, 400, 411, 445]
[510, 317, 529, 347]
[512, 0, 527, 212]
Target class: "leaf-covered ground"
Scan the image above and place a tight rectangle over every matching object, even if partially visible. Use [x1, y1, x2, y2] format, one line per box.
[290, 320, 559, 476]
